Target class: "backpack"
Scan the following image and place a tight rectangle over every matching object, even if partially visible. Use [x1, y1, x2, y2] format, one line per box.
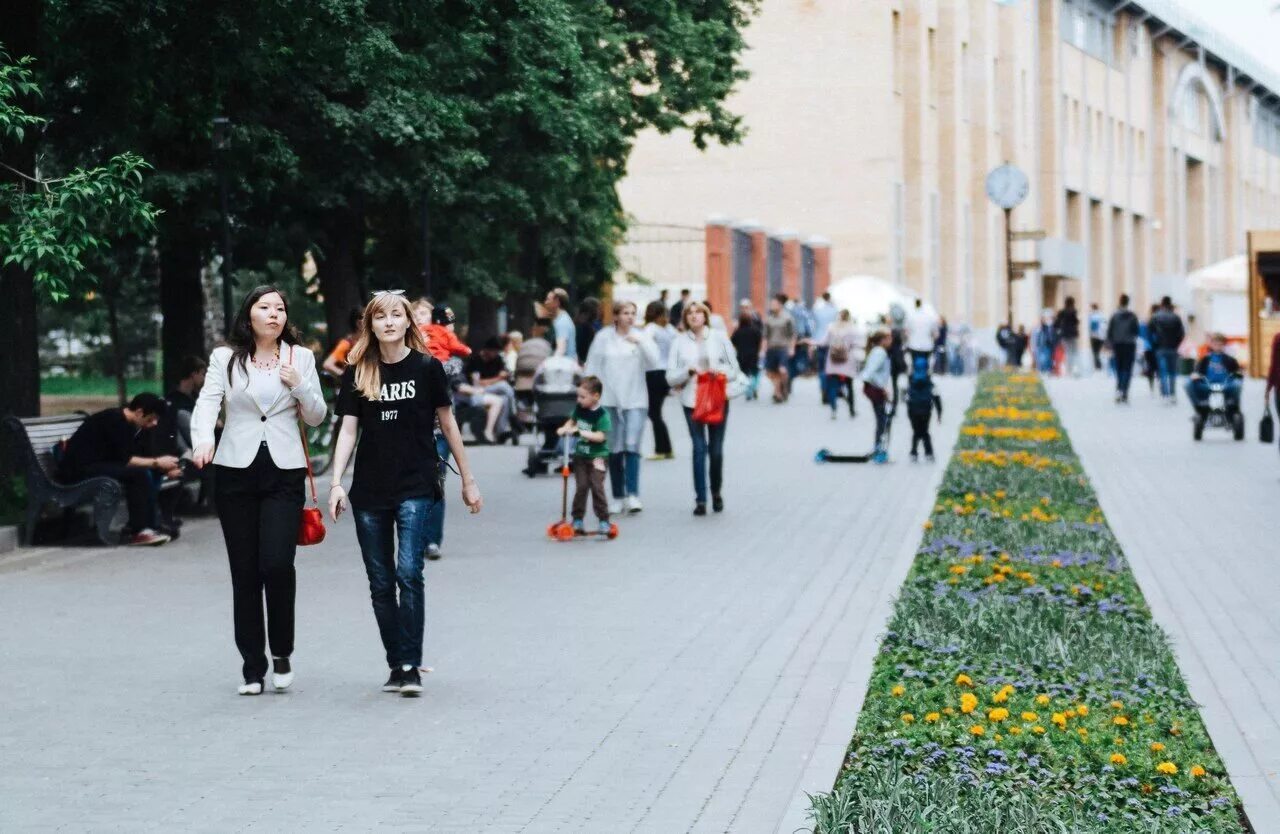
[829, 335, 850, 365]
[905, 355, 934, 412]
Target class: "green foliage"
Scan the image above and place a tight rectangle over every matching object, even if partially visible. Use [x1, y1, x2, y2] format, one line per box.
[0, 46, 160, 302]
[809, 374, 1247, 834]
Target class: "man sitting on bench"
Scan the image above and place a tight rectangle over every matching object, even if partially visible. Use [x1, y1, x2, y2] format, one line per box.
[57, 393, 177, 547]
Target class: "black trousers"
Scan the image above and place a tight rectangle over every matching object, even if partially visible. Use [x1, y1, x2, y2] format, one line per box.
[909, 412, 933, 456]
[77, 463, 155, 533]
[214, 444, 305, 682]
[645, 370, 673, 455]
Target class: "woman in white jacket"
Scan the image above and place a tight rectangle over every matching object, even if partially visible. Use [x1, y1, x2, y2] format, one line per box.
[584, 300, 659, 514]
[192, 285, 327, 695]
[665, 302, 742, 516]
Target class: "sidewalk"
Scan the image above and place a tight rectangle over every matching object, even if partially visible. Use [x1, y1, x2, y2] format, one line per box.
[1048, 374, 1280, 832]
[0, 377, 972, 833]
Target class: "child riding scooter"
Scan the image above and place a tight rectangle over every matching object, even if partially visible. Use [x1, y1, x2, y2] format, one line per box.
[1187, 332, 1244, 441]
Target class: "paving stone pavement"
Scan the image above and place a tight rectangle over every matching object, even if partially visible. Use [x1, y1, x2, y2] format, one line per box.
[0, 377, 972, 834]
[1048, 374, 1280, 833]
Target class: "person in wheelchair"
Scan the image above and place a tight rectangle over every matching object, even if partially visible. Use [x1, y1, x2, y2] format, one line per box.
[1186, 333, 1242, 427]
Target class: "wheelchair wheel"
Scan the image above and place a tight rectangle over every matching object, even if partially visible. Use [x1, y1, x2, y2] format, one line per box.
[1232, 411, 1245, 441]
[1193, 415, 1204, 441]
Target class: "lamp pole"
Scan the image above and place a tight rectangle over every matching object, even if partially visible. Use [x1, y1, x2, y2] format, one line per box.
[212, 117, 234, 335]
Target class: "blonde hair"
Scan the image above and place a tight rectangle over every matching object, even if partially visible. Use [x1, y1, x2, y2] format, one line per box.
[682, 301, 711, 330]
[348, 294, 429, 401]
[612, 299, 637, 318]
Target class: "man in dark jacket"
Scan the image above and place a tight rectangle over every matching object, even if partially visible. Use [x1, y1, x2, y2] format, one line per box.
[1053, 297, 1081, 376]
[1148, 297, 1186, 403]
[1106, 294, 1141, 403]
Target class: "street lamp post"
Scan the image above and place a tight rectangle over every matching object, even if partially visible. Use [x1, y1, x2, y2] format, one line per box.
[212, 117, 234, 335]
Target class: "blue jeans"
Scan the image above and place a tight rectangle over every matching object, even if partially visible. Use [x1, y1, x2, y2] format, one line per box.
[606, 406, 646, 498]
[354, 497, 434, 668]
[683, 405, 728, 505]
[425, 434, 449, 548]
[1156, 349, 1179, 398]
[814, 346, 829, 402]
[1186, 376, 1242, 411]
[823, 374, 855, 415]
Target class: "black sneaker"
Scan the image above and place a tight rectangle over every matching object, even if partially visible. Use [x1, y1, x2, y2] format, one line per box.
[693, 503, 707, 516]
[382, 668, 404, 693]
[400, 667, 423, 697]
[712, 495, 724, 513]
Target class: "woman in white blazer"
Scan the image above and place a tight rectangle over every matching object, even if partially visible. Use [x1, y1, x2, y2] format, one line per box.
[665, 302, 743, 516]
[583, 299, 659, 514]
[192, 285, 327, 696]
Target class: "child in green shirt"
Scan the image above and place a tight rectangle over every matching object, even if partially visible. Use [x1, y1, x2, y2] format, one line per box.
[556, 376, 612, 535]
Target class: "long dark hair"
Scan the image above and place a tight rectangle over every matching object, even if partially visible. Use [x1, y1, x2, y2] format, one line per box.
[226, 285, 302, 383]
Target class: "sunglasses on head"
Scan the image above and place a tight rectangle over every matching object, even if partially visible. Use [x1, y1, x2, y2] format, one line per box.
[371, 289, 406, 298]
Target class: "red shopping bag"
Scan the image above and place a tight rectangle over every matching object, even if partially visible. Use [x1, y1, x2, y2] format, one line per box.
[692, 371, 727, 425]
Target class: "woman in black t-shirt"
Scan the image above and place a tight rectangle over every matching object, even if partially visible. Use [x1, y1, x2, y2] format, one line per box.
[328, 291, 483, 697]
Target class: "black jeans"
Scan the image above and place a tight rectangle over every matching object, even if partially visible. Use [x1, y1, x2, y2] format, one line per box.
[1113, 343, 1137, 397]
[214, 444, 305, 682]
[1090, 337, 1104, 371]
[646, 370, 673, 455]
[76, 463, 155, 533]
[909, 412, 933, 456]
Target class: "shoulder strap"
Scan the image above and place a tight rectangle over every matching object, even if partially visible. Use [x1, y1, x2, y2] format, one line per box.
[291, 345, 319, 508]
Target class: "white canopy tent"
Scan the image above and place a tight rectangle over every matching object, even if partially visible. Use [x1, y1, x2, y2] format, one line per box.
[1186, 255, 1248, 338]
[826, 275, 936, 328]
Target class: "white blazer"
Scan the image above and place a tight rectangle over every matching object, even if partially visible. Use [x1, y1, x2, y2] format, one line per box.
[191, 344, 328, 470]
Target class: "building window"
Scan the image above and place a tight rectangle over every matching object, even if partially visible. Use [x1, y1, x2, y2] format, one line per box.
[893, 182, 906, 285]
[930, 192, 941, 305]
[892, 11, 903, 96]
[1180, 86, 1204, 134]
[1255, 103, 1280, 156]
[1062, 0, 1113, 62]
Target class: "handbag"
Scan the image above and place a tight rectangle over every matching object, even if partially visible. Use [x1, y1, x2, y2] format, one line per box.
[692, 370, 728, 425]
[1261, 402, 1275, 445]
[292, 345, 326, 546]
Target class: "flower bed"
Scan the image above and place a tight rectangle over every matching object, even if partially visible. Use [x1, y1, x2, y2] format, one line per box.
[807, 372, 1250, 833]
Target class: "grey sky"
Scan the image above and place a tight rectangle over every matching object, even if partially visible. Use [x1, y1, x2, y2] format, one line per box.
[1174, 0, 1280, 75]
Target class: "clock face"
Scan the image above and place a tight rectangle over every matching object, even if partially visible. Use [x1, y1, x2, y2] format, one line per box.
[985, 164, 1029, 210]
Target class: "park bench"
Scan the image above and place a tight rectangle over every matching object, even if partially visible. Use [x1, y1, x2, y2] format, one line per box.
[4, 414, 123, 546]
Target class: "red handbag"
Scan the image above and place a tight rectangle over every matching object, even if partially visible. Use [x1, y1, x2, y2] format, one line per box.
[692, 371, 727, 425]
[293, 347, 326, 546]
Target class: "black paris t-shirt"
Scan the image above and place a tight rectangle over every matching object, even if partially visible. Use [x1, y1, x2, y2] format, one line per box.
[336, 350, 452, 509]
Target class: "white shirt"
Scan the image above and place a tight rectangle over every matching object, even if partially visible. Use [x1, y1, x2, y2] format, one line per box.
[192, 344, 328, 469]
[583, 327, 659, 410]
[905, 307, 940, 352]
[643, 322, 675, 370]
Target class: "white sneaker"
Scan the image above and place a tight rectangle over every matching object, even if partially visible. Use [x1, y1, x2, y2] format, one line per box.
[238, 681, 263, 696]
[271, 657, 293, 691]
[624, 496, 643, 514]
[608, 499, 624, 516]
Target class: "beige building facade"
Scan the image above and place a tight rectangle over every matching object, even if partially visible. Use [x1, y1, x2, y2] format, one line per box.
[616, 0, 1280, 329]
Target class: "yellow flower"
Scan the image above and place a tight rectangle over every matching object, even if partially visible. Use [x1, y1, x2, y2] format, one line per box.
[1149, 742, 1165, 753]
[1077, 728, 1089, 739]
[943, 707, 955, 716]
[988, 708, 1010, 722]
[949, 565, 968, 575]
[964, 493, 976, 503]
[1021, 712, 1038, 722]
[924, 712, 940, 723]
[992, 689, 1009, 703]
[1113, 716, 1130, 727]
[1032, 725, 1046, 735]
[1156, 762, 1178, 775]
[1035, 694, 1051, 706]
[1110, 700, 1124, 710]
[1064, 709, 1077, 719]
[947, 577, 960, 585]
[955, 674, 973, 687]
[994, 490, 1006, 499]
[1190, 765, 1206, 778]
[1051, 712, 1067, 727]
[969, 725, 985, 736]
[1076, 705, 1089, 717]
[1110, 753, 1128, 765]
[960, 693, 978, 714]
[901, 713, 915, 724]
[891, 685, 906, 697]
[1050, 559, 1062, 568]
[1008, 726, 1022, 735]
[998, 552, 1011, 563]
[1113, 737, 1125, 746]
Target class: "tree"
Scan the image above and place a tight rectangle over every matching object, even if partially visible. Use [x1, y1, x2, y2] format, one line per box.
[0, 43, 159, 416]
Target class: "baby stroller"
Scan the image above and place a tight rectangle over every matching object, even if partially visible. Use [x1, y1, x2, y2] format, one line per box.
[523, 355, 581, 477]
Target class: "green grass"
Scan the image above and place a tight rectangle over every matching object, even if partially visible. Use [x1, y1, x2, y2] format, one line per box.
[806, 372, 1249, 834]
[40, 376, 162, 397]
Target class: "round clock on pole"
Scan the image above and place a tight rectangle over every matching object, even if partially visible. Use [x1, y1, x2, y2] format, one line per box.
[985, 163, 1029, 210]
[986, 163, 1029, 329]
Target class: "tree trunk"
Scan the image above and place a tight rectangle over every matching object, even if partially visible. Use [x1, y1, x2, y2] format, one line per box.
[318, 208, 366, 348]
[467, 296, 500, 347]
[0, 0, 42, 419]
[105, 286, 126, 405]
[159, 219, 208, 391]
